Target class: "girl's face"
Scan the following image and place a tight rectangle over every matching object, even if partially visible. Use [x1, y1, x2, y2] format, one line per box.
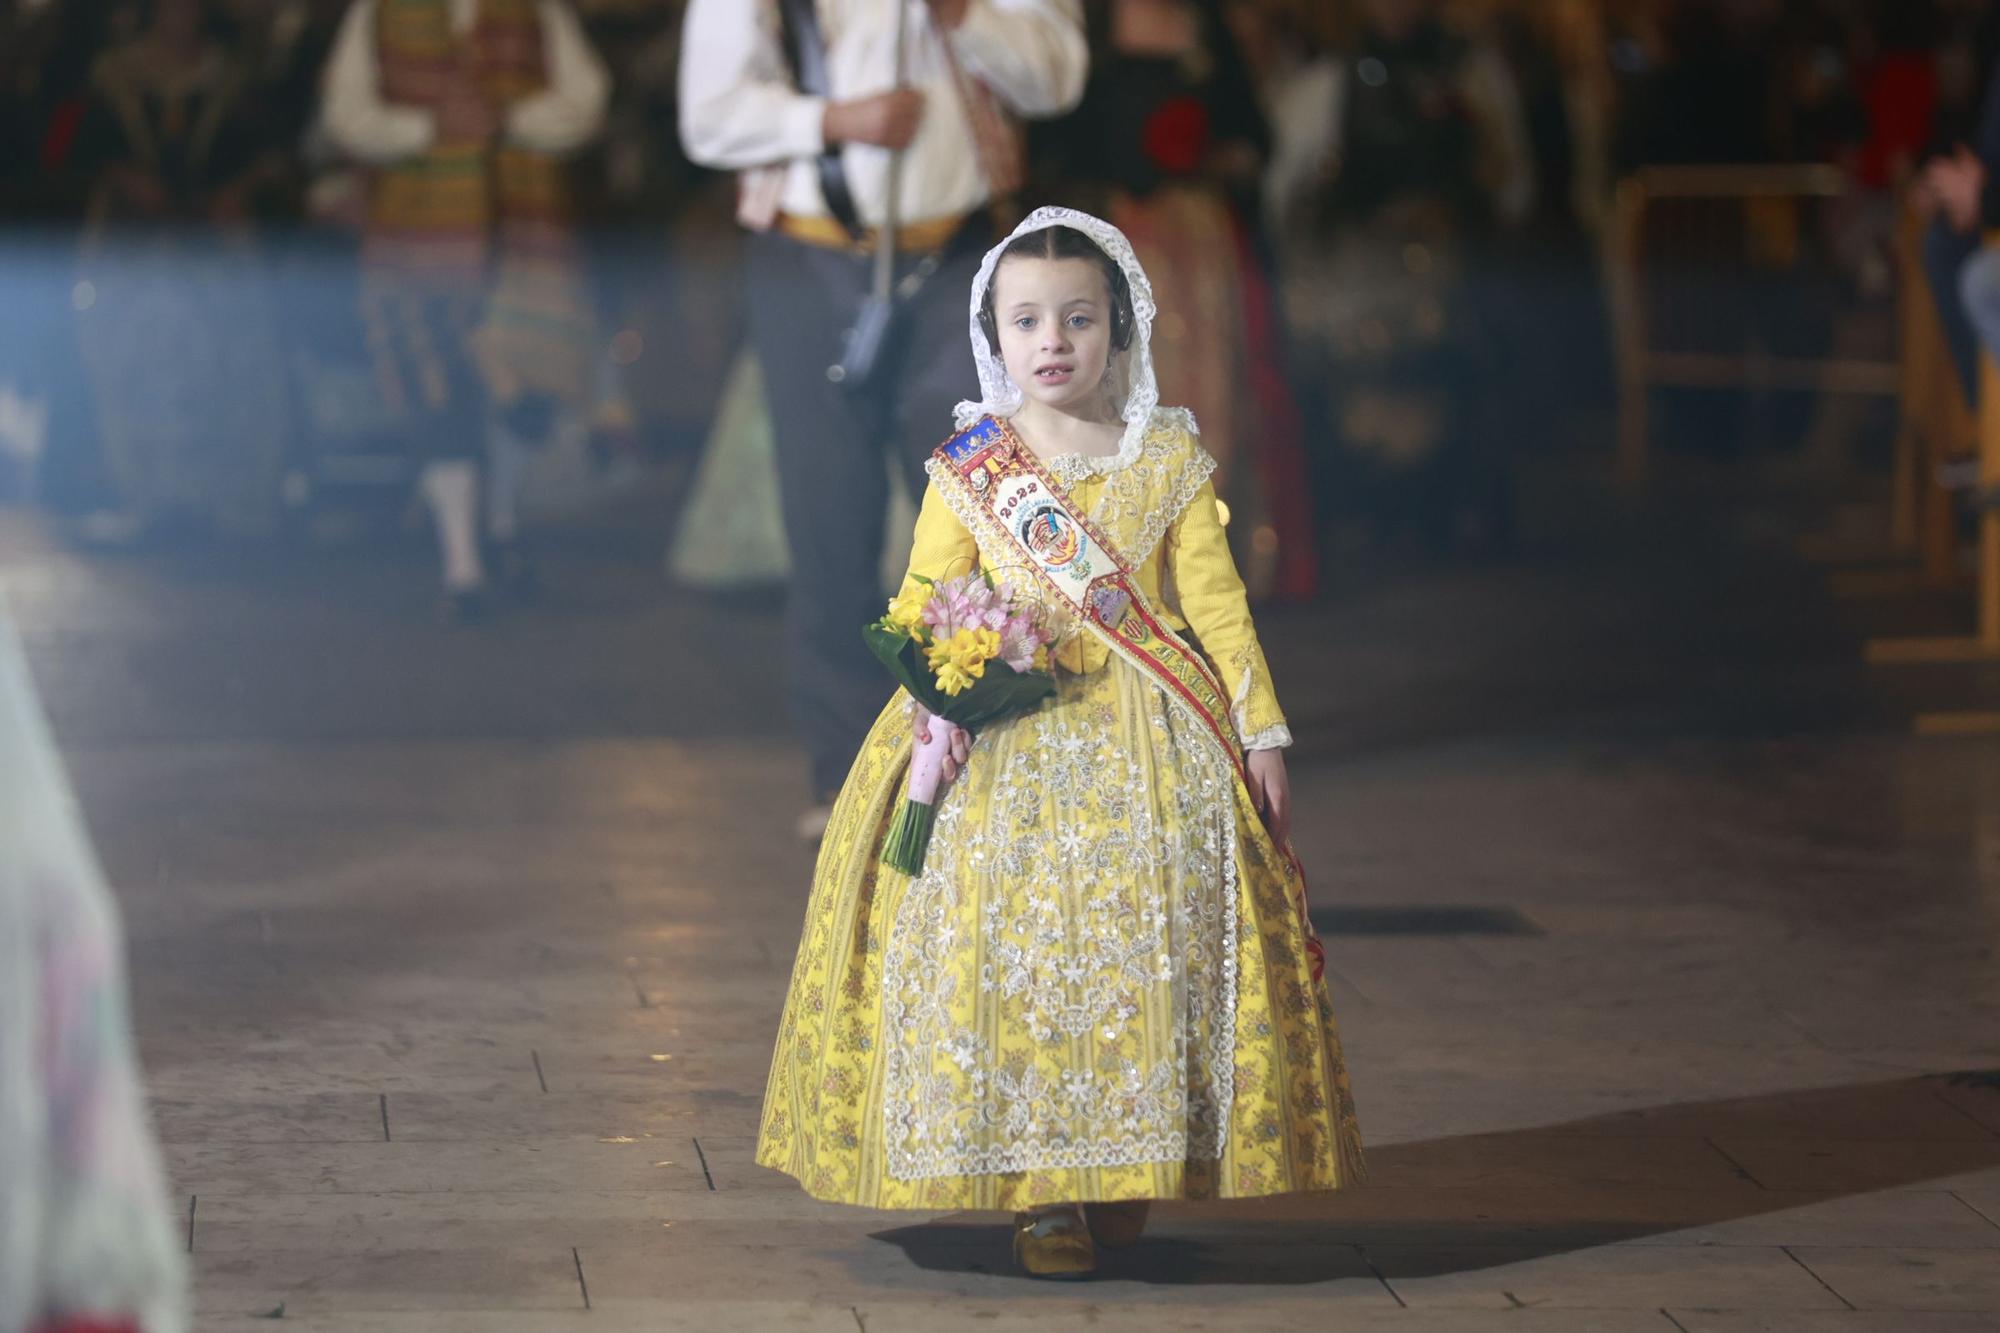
[991, 255, 1118, 417]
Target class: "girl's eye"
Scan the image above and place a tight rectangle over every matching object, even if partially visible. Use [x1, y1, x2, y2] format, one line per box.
[1067, 315, 1092, 329]
[1014, 317, 1035, 331]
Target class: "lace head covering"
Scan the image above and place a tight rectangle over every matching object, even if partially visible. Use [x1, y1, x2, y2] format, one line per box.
[955, 207, 1165, 461]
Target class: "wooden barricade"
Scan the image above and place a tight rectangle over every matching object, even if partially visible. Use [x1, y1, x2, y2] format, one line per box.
[1607, 165, 1901, 487]
[1892, 205, 1975, 587]
[1867, 334, 2000, 674]
[1865, 225, 2000, 735]
[1808, 198, 1976, 596]
[1611, 169, 1997, 724]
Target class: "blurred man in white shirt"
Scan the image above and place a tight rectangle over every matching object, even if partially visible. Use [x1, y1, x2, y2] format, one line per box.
[678, 0, 1085, 830]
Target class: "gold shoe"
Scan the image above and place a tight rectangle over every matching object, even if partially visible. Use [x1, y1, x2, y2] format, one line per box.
[1012, 1204, 1097, 1278]
[1084, 1199, 1151, 1250]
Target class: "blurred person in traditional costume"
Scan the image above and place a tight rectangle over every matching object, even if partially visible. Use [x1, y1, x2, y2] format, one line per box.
[323, 0, 609, 621]
[1274, 0, 1532, 553]
[677, 0, 1087, 836]
[1, 604, 187, 1333]
[1031, 0, 1317, 599]
[1464, 0, 1615, 461]
[66, 0, 295, 541]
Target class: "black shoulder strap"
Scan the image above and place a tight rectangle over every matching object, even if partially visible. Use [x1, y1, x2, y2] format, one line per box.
[774, 0, 866, 241]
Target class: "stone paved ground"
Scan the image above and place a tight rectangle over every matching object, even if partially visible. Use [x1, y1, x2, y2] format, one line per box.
[4, 458, 2000, 1332]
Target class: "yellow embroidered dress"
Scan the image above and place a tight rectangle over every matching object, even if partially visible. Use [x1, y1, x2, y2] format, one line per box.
[756, 405, 1365, 1210]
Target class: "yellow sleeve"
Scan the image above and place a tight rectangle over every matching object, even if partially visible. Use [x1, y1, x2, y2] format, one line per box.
[897, 478, 981, 600]
[1166, 481, 1292, 750]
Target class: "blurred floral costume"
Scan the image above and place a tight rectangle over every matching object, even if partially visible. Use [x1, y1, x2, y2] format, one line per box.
[338, 0, 601, 421]
[1, 606, 186, 1333]
[1037, 0, 1319, 598]
[1278, 4, 1532, 545]
[323, 0, 607, 604]
[757, 209, 1364, 1210]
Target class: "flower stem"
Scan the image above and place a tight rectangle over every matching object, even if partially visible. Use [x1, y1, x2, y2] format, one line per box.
[881, 797, 938, 876]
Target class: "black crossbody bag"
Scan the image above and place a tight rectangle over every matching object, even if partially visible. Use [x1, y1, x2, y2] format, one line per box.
[774, 0, 865, 242]
[774, 0, 946, 388]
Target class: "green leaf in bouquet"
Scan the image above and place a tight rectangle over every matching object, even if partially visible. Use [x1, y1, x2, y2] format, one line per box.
[861, 624, 1054, 735]
[863, 623, 952, 714]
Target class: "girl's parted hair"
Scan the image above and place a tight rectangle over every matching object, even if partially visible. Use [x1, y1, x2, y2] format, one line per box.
[978, 225, 1135, 356]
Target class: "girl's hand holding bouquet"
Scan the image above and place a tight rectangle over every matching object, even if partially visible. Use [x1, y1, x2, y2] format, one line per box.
[864, 570, 1055, 874]
[914, 707, 973, 784]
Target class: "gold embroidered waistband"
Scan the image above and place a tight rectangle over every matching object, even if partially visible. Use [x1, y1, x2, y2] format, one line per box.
[776, 210, 970, 256]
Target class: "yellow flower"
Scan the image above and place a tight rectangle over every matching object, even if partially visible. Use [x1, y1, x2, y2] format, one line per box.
[926, 628, 999, 696]
[885, 586, 929, 639]
[927, 635, 976, 676]
[933, 659, 977, 696]
[956, 627, 1002, 666]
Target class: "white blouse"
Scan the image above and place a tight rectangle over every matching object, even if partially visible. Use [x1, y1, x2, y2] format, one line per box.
[677, 0, 1086, 228]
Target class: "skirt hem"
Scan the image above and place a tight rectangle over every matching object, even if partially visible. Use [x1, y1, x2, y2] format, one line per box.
[752, 1150, 1368, 1211]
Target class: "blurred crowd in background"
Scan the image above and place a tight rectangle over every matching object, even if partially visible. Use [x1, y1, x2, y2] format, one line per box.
[0, 0, 1993, 593]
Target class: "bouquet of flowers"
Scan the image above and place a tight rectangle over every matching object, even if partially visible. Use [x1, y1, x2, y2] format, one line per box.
[864, 570, 1056, 874]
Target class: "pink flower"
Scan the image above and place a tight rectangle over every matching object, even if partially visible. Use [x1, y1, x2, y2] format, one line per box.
[922, 574, 1005, 640]
[917, 574, 1051, 672]
[998, 614, 1048, 672]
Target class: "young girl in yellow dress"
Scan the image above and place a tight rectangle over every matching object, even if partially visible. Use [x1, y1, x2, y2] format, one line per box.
[757, 207, 1364, 1277]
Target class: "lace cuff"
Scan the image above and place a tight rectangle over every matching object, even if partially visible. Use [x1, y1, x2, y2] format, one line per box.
[1228, 664, 1289, 751]
[1242, 723, 1293, 752]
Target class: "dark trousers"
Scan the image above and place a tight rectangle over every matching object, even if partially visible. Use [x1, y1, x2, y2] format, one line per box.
[744, 223, 989, 796]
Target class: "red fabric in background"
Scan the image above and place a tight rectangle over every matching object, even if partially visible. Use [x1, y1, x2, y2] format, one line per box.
[1229, 214, 1319, 601]
[39, 96, 86, 174]
[1856, 53, 1936, 189]
[34, 1319, 141, 1333]
[1141, 97, 1210, 176]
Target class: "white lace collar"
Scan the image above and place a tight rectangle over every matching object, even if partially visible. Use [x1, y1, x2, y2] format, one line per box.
[1043, 422, 1145, 483]
[995, 406, 1198, 485]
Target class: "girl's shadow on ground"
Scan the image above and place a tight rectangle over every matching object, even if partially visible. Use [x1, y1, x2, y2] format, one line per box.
[869, 1071, 2000, 1286]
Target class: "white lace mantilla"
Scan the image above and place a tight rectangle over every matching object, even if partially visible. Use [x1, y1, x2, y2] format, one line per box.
[954, 207, 1167, 469]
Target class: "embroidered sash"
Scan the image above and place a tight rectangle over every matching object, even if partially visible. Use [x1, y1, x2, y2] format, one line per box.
[937, 416, 1244, 772]
[933, 415, 1326, 976]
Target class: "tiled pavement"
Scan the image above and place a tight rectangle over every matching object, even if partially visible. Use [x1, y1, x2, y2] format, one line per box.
[4, 464, 1999, 1331]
